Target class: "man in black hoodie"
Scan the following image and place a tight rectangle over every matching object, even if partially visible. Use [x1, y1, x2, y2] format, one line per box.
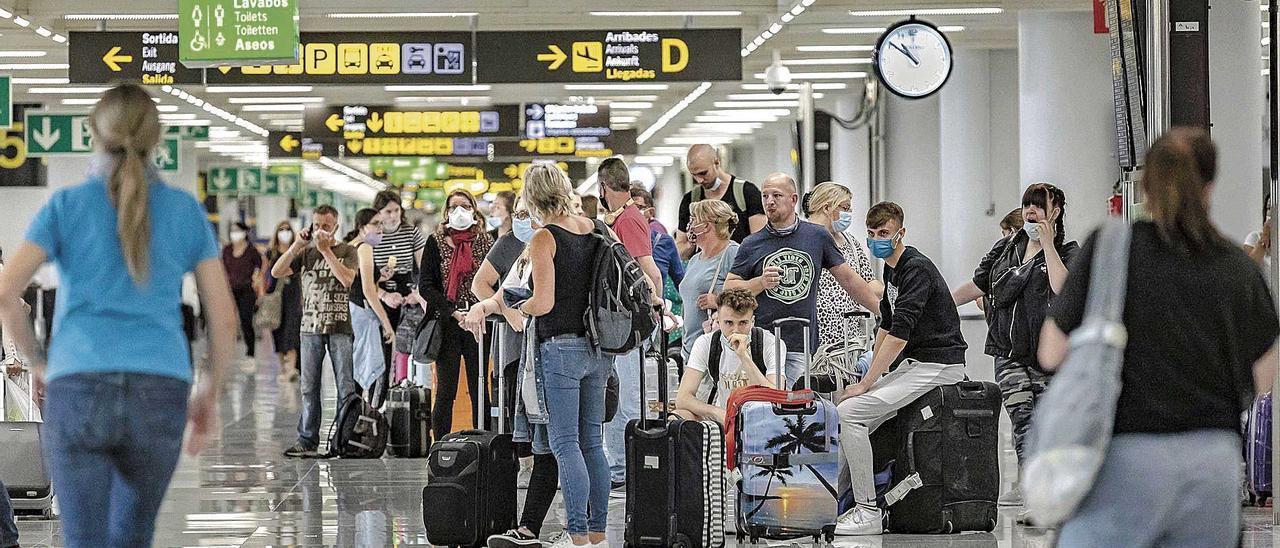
[832, 201, 968, 536]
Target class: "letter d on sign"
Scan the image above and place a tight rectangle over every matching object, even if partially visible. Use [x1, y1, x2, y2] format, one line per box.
[661, 38, 688, 73]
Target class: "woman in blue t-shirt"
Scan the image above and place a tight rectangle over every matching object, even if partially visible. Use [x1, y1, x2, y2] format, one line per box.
[0, 84, 237, 548]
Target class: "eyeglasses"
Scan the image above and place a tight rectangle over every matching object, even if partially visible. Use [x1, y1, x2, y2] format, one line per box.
[512, 211, 531, 220]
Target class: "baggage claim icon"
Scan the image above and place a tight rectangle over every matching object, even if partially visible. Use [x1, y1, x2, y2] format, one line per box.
[873, 18, 953, 99]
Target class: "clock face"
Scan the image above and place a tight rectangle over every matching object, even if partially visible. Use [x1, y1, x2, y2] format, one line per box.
[874, 21, 953, 99]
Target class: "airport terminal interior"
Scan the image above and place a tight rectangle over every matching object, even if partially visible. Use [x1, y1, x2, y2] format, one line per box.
[1, 0, 1280, 547]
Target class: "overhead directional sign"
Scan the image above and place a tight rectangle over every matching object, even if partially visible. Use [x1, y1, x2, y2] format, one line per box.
[25, 113, 93, 156]
[492, 129, 638, 158]
[70, 32, 205, 85]
[153, 136, 179, 172]
[266, 164, 303, 198]
[305, 104, 520, 157]
[0, 76, 11, 128]
[205, 32, 473, 84]
[525, 103, 611, 138]
[476, 29, 742, 83]
[179, 0, 301, 68]
[447, 161, 587, 185]
[268, 131, 329, 160]
[207, 165, 239, 194]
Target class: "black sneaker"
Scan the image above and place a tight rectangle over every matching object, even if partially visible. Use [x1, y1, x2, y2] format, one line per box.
[610, 480, 626, 499]
[282, 441, 317, 458]
[486, 528, 541, 548]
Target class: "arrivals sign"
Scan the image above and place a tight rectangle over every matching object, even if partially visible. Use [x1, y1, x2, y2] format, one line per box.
[69, 32, 205, 85]
[178, 0, 300, 68]
[205, 32, 472, 84]
[475, 29, 742, 83]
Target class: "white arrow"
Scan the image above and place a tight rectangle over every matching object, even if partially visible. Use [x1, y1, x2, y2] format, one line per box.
[31, 117, 60, 151]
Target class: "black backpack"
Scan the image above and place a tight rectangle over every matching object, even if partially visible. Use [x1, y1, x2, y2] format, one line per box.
[585, 219, 658, 355]
[704, 327, 767, 404]
[325, 393, 388, 459]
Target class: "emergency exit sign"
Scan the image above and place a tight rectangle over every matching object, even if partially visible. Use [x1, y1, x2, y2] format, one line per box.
[179, 0, 300, 68]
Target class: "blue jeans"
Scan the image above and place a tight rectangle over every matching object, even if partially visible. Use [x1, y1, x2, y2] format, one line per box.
[298, 332, 357, 448]
[1058, 429, 1241, 548]
[605, 345, 642, 483]
[784, 351, 807, 389]
[541, 335, 611, 535]
[42, 373, 190, 547]
[0, 480, 15, 548]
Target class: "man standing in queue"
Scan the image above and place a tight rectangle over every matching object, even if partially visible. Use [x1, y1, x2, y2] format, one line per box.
[676, 144, 767, 259]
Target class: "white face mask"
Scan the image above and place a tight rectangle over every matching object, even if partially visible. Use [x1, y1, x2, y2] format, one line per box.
[1023, 223, 1041, 241]
[447, 206, 475, 230]
[230, 231, 246, 244]
[277, 230, 294, 244]
[382, 216, 401, 233]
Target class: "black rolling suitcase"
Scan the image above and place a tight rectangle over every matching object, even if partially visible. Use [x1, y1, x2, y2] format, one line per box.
[624, 328, 726, 548]
[885, 380, 1000, 534]
[387, 359, 431, 458]
[422, 319, 517, 547]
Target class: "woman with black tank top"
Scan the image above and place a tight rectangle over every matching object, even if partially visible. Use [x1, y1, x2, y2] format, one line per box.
[347, 208, 394, 399]
[510, 164, 612, 548]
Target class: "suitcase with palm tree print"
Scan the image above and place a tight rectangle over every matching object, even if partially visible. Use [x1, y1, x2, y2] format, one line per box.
[729, 318, 839, 544]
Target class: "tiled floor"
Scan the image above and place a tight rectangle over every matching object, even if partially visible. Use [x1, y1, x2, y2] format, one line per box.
[12, 343, 1280, 547]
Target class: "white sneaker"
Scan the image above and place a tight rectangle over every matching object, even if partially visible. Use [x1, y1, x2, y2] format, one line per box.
[544, 532, 595, 548]
[999, 485, 1024, 507]
[834, 505, 884, 536]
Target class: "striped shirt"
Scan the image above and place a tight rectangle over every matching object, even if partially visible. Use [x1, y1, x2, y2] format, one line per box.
[372, 223, 426, 293]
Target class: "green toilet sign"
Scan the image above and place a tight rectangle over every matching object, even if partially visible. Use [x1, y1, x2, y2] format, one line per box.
[179, 0, 301, 68]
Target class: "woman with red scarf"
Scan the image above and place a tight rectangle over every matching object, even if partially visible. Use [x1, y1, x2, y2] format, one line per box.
[420, 189, 494, 439]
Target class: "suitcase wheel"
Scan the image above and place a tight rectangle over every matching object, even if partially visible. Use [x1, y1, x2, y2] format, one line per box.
[987, 518, 997, 532]
[943, 521, 955, 534]
[824, 530, 835, 543]
[671, 534, 692, 548]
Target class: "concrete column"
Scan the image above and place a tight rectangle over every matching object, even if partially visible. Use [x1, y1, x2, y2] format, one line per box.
[939, 49, 997, 287]
[1208, 0, 1265, 242]
[829, 91, 872, 218]
[1018, 10, 1118, 236]
[882, 93, 942, 259]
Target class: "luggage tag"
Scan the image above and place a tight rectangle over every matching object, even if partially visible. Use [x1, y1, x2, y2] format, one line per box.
[883, 472, 923, 506]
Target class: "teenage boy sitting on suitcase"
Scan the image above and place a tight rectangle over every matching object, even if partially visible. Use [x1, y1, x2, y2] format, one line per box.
[674, 288, 783, 425]
[833, 202, 968, 536]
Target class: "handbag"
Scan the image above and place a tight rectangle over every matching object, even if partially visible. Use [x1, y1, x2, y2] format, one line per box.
[253, 286, 282, 331]
[411, 316, 444, 364]
[396, 304, 426, 352]
[1022, 219, 1131, 526]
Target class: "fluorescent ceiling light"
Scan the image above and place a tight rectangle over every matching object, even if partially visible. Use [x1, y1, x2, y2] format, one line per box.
[59, 98, 99, 106]
[0, 50, 45, 57]
[822, 27, 886, 34]
[204, 85, 314, 93]
[634, 155, 675, 166]
[156, 105, 178, 112]
[0, 8, 10, 18]
[848, 7, 1002, 16]
[159, 113, 197, 120]
[783, 58, 871, 66]
[706, 109, 792, 117]
[384, 84, 491, 92]
[328, 12, 477, 18]
[695, 115, 782, 123]
[608, 101, 653, 109]
[13, 77, 68, 84]
[940, 26, 966, 32]
[52, 35, 66, 44]
[602, 95, 659, 101]
[713, 100, 800, 108]
[393, 96, 490, 102]
[742, 82, 848, 90]
[638, 81, 711, 144]
[565, 84, 670, 91]
[12, 16, 29, 27]
[797, 45, 875, 52]
[163, 119, 212, 126]
[255, 112, 308, 120]
[227, 97, 325, 104]
[753, 71, 866, 79]
[267, 119, 305, 126]
[664, 136, 735, 145]
[240, 104, 306, 112]
[27, 87, 109, 94]
[612, 116, 639, 123]
[34, 27, 51, 37]
[590, 10, 742, 16]
[726, 92, 824, 100]
[65, 13, 179, 20]
[0, 63, 68, 70]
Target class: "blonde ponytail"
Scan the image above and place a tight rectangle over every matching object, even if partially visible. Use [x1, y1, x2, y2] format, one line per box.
[90, 84, 161, 285]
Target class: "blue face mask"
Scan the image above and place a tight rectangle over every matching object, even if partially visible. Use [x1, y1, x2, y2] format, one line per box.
[832, 210, 854, 233]
[513, 217, 536, 243]
[867, 230, 900, 259]
[486, 216, 503, 231]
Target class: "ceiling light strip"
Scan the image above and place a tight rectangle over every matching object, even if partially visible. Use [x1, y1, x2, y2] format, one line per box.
[637, 81, 711, 145]
[589, 10, 742, 16]
[743, 0, 817, 57]
[327, 12, 477, 19]
[64, 13, 180, 20]
[848, 7, 1002, 17]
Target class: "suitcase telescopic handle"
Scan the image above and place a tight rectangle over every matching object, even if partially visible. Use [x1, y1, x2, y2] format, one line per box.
[772, 318, 810, 389]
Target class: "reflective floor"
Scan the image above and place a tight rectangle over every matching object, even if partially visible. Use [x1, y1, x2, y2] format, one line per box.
[12, 338, 1280, 547]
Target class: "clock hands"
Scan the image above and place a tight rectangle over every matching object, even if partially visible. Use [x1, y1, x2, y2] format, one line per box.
[888, 41, 920, 67]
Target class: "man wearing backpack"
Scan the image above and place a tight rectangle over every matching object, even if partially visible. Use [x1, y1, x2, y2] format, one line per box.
[674, 288, 781, 425]
[597, 158, 665, 498]
[676, 144, 767, 259]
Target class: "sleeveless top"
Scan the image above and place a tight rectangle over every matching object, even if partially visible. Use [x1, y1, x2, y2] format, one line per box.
[535, 224, 597, 340]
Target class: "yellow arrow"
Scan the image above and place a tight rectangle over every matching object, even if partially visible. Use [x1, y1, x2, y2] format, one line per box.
[279, 134, 300, 153]
[102, 46, 133, 72]
[346, 139, 363, 154]
[366, 112, 383, 133]
[325, 114, 344, 133]
[537, 45, 567, 70]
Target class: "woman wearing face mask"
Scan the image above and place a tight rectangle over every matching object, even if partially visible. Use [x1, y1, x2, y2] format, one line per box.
[346, 209, 396, 398]
[420, 189, 494, 439]
[267, 221, 303, 382]
[803, 182, 883, 350]
[370, 190, 427, 404]
[952, 182, 1077, 513]
[222, 221, 266, 359]
[488, 190, 517, 240]
[677, 199, 740, 360]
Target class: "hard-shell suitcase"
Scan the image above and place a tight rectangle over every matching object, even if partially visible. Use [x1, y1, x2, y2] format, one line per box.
[0, 370, 54, 517]
[885, 381, 1000, 534]
[423, 319, 517, 547]
[625, 327, 726, 548]
[1246, 392, 1272, 505]
[386, 357, 431, 458]
[733, 318, 839, 544]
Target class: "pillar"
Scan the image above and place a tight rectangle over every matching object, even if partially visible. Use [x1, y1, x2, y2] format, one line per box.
[1208, 0, 1264, 242]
